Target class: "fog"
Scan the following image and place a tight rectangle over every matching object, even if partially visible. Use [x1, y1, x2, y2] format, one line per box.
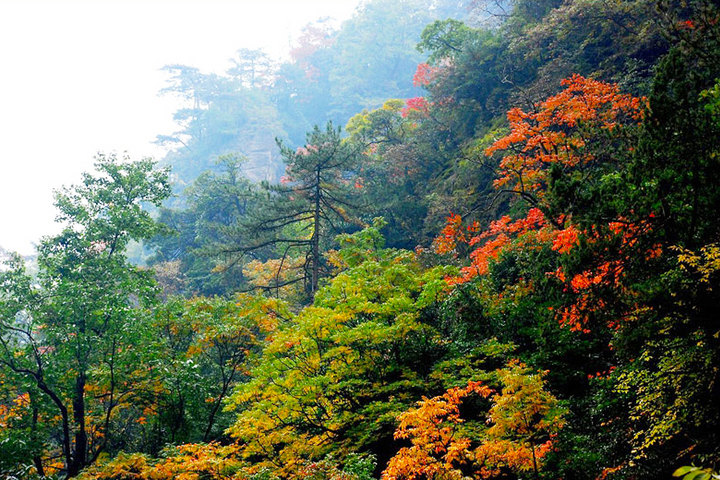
[0, 0, 360, 254]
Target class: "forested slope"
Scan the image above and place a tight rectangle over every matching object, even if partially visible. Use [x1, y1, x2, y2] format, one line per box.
[1, 1, 720, 480]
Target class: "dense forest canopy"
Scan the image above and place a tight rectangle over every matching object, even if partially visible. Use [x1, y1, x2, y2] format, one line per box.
[2, 1, 720, 480]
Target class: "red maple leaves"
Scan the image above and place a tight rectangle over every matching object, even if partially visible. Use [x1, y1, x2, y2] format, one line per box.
[434, 75, 653, 332]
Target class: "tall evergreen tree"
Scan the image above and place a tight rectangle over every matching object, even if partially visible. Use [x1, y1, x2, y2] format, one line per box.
[237, 122, 361, 300]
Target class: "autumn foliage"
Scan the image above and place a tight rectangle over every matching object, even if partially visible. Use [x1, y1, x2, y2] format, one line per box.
[434, 75, 654, 332]
[383, 361, 565, 480]
[486, 74, 644, 197]
[412, 63, 439, 87]
[4, 2, 720, 478]
[77, 443, 243, 480]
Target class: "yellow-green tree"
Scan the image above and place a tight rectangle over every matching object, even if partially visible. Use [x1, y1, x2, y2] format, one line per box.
[226, 220, 455, 475]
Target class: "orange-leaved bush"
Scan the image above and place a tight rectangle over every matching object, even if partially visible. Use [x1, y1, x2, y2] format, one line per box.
[383, 361, 565, 480]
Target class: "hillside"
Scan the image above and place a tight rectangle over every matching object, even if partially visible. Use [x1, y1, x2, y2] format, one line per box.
[1, 1, 719, 479]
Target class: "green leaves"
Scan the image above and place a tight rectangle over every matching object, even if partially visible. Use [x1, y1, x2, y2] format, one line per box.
[54, 153, 170, 245]
[149, 154, 263, 296]
[239, 121, 362, 299]
[226, 225, 452, 474]
[0, 153, 171, 475]
[417, 19, 477, 63]
[674, 466, 720, 480]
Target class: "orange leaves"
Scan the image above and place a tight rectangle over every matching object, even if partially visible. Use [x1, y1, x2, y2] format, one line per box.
[384, 362, 565, 480]
[480, 208, 547, 241]
[244, 256, 306, 299]
[432, 75, 660, 334]
[433, 213, 467, 255]
[679, 19, 696, 29]
[553, 74, 645, 126]
[384, 381, 493, 480]
[0, 392, 30, 429]
[473, 439, 555, 479]
[402, 97, 431, 118]
[436, 208, 549, 285]
[434, 207, 652, 334]
[394, 381, 493, 442]
[78, 444, 244, 480]
[486, 74, 644, 196]
[150, 443, 243, 480]
[552, 225, 581, 254]
[550, 218, 658, 332]
[464, 234, 511, 278]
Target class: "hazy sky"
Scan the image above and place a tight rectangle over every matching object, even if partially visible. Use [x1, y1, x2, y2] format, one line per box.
[0, 0, 361, 254]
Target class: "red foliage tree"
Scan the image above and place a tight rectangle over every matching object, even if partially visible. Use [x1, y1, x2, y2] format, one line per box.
[435, 75, 652, 332]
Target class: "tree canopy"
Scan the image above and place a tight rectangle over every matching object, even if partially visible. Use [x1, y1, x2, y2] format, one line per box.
[3, 1, 720, 479]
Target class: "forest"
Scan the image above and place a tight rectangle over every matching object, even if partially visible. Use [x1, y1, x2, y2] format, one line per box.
[1, 0, 719, 479]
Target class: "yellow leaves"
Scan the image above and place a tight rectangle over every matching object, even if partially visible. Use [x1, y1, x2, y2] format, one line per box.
[224, 241, 456, 477]
[0, 392, 30, 428]
[77, 452, 151, 480]
[79, 444, 245, 480]
[674, 243, 720, 286]
[382, 99, 405, 112]
[613, 326, 718, 468]
[150, 443, 244, 480]
[345, 111, 372, 137]
[13, 391, 30, 408]
[488, 360, 565, 441]
[243, 256, 306, 298]
[186, 344, 203, 356]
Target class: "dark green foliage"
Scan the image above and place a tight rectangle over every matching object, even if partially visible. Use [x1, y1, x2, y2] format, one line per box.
[149, 155, 262, 296]
[236, 122, 362, 301]
[631, 49, 720, 247]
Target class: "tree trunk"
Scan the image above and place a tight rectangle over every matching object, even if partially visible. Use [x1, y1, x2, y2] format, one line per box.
[530, 439, 539, 479]
[36, 379, 72, 475]
[203, 376, 233, 442]
[310, 169, 322, 298]
[31, 404, 45, 477]
[67, 373, 87, 477]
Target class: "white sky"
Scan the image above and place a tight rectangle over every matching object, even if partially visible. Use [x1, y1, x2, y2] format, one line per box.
[0, 0, 361, 255]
